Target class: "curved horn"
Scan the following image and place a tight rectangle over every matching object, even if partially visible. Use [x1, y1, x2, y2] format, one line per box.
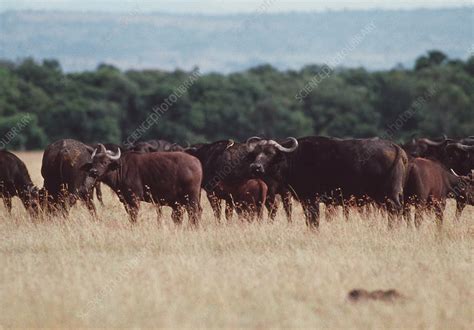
[225, 139, 234, 150]
[446, 143, 474, 151]
[420, 138, 447, 147]
[246, 136, 263, 145]
[91, 148, 98, 159]
[98, 143, 107, 154]
[106, 147, 121, 160]
[269, 137, 298, 153]
[85, 144, 95, 153]
[450, 169, 460, 177]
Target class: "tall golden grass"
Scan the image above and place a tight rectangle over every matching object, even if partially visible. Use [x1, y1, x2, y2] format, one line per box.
[0, 152, 473, 328]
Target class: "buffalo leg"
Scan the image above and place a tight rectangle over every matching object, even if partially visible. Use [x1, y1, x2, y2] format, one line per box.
[343, 205, 352, 221]
[122, 194, 139, 223]
[79, 189, 97, 218]
[2, 194, 12, 213]
[129, 206, 139, 223]
[84, 198, 97, 218]
[403, 204, 412, 227]
[171, 204, 184, 225]
[95, 183, 104, 206]
[302, 199, 319, 229]
[224, 198, 234, 222]
[414, 205, 424, 228]
[325, 203, 337, 222]
[126, 203, 139, 223]
[281, 190, 293, 222]
[155, 204, 163, 225]
[185, 199, 201, 227]
[433, 202, 445, 228]
[256, 202, 264, 221]
[207, 192, 222, 222]
[238, 204, 253, 222]
[0, 183, 13, 214]
[247, 205, 256, 222]
[235, 205, 245, 222]
[386, 198, 403, 228]
[265, 193, 278, 221]
[455, 200, 465, 221]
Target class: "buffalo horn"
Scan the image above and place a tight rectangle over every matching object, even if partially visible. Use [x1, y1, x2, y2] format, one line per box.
[450, 169, 460, 177]
[246, 136, 263, 145]
[420, 138, 446, 146]
[447, 143, 474, 151]
[269, 137, 298, 152]
[106, 147, 121, 160]
[98, 143, 107, 154]
[225, 139, 234, 150]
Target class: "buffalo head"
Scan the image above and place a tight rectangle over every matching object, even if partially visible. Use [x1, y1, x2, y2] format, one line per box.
[445, 142, 474, 175]
[450, 169, 474, 205]
[246, 137, 298, 176]
[81, 143, 121, 180]
[403, 137, 449, 158]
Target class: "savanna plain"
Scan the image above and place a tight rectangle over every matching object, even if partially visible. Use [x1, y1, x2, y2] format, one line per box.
[0, 152, 473, 328]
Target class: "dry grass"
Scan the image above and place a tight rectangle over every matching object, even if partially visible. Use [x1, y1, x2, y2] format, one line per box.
[0, 152, 473, 329]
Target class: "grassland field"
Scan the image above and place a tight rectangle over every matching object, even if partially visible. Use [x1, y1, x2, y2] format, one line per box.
[0, 151, 473, 328]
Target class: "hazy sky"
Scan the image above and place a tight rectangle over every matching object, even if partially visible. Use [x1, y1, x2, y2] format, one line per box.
[1, 0, 472, 13]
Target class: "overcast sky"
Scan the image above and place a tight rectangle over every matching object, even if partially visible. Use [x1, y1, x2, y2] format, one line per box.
[1, 0, 472, 13]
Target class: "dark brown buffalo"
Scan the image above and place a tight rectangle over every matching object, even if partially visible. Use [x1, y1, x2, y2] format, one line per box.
[246, 136, 409, 229]
[404, 157, 473, 226]
[403, 137, 474, 175]
[41, 139, 99, 215]
[130, 140, 184, 153]
[81, 144, 202, 224]
[215, 179, 268, 222]
[186, 140, 292, 222]
[185, 140, 249, 221]
[403, 136, 474, 218]
[0, 150, 39, 215]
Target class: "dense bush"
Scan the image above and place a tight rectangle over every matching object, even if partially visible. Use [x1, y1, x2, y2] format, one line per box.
[0, 50, 472, 149]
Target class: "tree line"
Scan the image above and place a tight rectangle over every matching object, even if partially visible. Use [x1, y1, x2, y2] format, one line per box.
[0, 50, 473, 150]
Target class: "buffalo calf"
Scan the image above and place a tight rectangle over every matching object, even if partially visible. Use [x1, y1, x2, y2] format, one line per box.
[215, 179, 268, 222]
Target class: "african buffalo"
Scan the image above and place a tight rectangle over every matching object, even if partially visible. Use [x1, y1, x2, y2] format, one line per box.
[246, 136, 409, 228]
[185, 140, 249, 221]
[130, 140, 184, 153]
[215, 179, 268, 222]
[41, 139, 98, 215]
[81, 144, 202, 224]
[403, 137, 474, 175]
[404, 157, 473, 226]
[403, 136, 474, 218]
[186, 140, 292, 222]
[0, 150, 39, 216]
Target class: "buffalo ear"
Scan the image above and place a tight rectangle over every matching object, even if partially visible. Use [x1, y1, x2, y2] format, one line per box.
[108, 162, 120, 171]
[80, 163, 93, 172]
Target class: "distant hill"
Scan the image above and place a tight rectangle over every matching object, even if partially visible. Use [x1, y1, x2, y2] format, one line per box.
[0, 8, 472, 72]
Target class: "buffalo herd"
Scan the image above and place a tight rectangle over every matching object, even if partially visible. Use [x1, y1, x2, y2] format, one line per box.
[0, 136, 473, 229]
